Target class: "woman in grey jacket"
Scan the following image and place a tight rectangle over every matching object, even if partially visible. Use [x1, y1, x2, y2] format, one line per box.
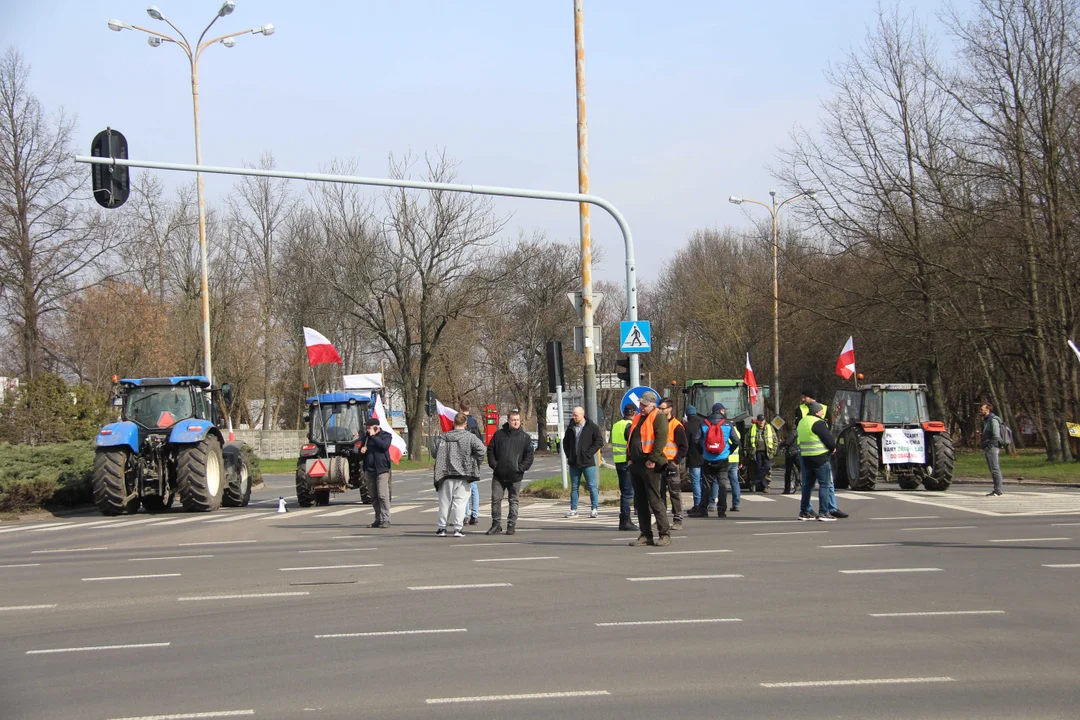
[433, 412, 488, 536]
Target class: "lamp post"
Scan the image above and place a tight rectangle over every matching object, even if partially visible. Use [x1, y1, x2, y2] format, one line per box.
[728, 189, 816, 418]
[108, 2, 274, 382]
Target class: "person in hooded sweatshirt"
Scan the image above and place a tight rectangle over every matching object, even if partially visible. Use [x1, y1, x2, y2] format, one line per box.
[484, 409, 535, 536]
[432, 411, 488, 537]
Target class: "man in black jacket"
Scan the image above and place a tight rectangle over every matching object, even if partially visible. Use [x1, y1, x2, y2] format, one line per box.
[360, 416, 393, 528]
[683, 404, 707, 515]
[562, 406, 604, 518]
[485, 410, 535, 536]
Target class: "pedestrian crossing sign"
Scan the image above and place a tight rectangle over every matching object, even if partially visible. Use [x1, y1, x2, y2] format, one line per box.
[619, 320, 651, 353]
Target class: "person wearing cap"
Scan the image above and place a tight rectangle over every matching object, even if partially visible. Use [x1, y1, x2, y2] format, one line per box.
[612, 403, 639, 532]
[627, 391, 670, 546]
[695, 402, 739, 518]
[683, 404, 707, 516]
[658, 398, 688, 531]
[796, 402, 847, 521]
[360, 415, 394, 528]
[750, 414, 778, 492]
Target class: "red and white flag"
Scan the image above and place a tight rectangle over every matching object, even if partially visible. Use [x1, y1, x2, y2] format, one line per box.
[371, 394, 407, 464]
[743, 353, 759, 405]
[435, 399, 457, 433]
[836, 336, 856, 380]
[303, 327, 342, 367]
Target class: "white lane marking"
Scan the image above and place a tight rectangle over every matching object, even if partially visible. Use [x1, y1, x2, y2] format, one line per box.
[596, 618, 741, 626]
[178, 592, 310, 601]
[31, 547, 109, 554]
[840, 568, 943, 574]
[900, 526, 976, 531]
[178, 540, 257, 547]
[452, 542, 523, 547]
[105, 711, 254, 720]
[27, 642, 170, 655]
[298, 548, 378, 554]
[409, 583, 513, 591]
[473, 556, 559, 563]
[0, 604, 57, 611]
[28, 522, 78, 532]
[871, 516, 941, 521]
[205, 513, 274, 524]
[421, 507, 440, 513]
[315, 628, 467, 638]
[735, 520, 801, 525]
[257, 508, 321, 521]
[834, 492, 875, 500]
[92, 518, 164, 530]
[0, 563, 41, 568]
[426, 690, 610, 705]
[129, 555, 214, 562]
[1042, 563, 1080, 568]
[819, 543, 901, 549]
[869, 610, 1004, 617]
[627, 574, 743, 582]
[329, 536, 381, 540]
[151, 516, 207, 527]
[646, 549, 732, 556]
[1050, 522, 1080, 526]
[753, 530, 829, 536]
[761, 676, 954, 689]
[989, 537, 1070, 543]
[316, 507, 370, 517]
[279, 563, 383, 571]
[83, 573, 182, 582]
[739, 495, 775, 503]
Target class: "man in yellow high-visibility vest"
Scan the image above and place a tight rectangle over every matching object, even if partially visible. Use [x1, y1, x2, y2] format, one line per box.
[797, 402, 848, 521]
[611, 403, 638, 532]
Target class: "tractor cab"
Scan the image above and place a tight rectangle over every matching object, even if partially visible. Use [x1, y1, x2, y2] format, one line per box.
[119, 376, 213, 431]
[305, 392, 371, 446]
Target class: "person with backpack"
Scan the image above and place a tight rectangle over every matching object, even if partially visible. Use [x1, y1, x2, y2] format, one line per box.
[695, 403, 738, 518]
[980, 403, 1007, 496]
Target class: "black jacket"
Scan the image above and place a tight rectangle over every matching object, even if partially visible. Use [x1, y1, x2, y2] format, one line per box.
[487, 423, 535, 483]
[684, 414, 707, 467]
[361, 429, 393, 474]
[563, 418, 604, 468]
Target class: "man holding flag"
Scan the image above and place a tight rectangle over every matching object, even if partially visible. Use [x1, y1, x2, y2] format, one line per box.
[361, 393, 407, 528]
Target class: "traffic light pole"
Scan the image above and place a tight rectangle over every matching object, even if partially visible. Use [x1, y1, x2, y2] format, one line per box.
[76, 155, 644, 392]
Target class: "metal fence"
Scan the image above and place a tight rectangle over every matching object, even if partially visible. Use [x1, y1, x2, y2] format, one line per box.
[232, 430, 305, 460]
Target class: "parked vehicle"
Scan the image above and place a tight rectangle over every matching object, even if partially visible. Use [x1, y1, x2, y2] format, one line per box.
[295, 392, 374, 507]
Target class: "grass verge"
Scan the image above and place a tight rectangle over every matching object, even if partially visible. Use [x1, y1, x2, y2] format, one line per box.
[522, 467, 622, 499]
[953, 449, 1079, 483]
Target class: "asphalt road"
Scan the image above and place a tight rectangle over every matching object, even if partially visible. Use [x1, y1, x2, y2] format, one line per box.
[2, 460, 1079, 720]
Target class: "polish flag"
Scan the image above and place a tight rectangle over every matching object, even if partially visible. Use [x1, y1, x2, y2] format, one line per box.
[303, 327, 342, 367]
[836, 336, 856, 380]
[371, 394, 407, 464]
[743, 353, 759, 405]
[435, 399, 457, 433]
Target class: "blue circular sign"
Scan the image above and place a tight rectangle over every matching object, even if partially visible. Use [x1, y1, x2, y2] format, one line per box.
[620, 386, 660, 415]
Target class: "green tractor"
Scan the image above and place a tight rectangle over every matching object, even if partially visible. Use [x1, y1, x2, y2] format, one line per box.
[682, 379, 768, 489]
[829, 383, 955, 491]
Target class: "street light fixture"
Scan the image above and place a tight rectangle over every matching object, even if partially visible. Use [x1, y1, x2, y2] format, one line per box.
[728, 188, 817, 418]
[108, 2, 274, 383]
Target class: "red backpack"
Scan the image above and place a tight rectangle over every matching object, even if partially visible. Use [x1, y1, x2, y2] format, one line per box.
[704, 420, 727, 455]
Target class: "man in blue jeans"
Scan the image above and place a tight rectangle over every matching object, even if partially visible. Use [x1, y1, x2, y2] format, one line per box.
[562, 406, 604, 518]
[683, 405, 706, 515]
[612, 403, 638, 531]
[797, 402, 847, 521]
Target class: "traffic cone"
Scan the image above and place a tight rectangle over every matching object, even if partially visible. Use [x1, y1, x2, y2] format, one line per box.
[277, 496, 287, 513]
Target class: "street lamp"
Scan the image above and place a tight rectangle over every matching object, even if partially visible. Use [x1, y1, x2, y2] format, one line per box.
[108, 2, 273, 382]
[728, 188, 817, 419]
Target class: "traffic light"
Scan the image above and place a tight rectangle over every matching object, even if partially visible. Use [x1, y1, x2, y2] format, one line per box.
[90, 128, 130, 209]
[616, 357, 631, 386]
[425, 389, 436, 417]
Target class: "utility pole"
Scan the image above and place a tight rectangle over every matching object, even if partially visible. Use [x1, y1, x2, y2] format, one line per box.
[574, 0, 598, 424]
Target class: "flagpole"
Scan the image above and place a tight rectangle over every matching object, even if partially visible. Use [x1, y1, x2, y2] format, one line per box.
[309, 365, 329, 460]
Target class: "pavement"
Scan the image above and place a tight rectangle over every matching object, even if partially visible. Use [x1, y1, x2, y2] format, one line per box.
[2, 458, 1079, 720]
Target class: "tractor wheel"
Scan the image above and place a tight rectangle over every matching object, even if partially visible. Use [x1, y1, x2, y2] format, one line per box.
[177, 435, 225, 512]
[922, 433, 955, 491]
[847, 432, 879, 491]
[142, 492, 174, 512]
[222, 448, 252, 508]
[295, 462, 315, 507]
[92, 449, 140, 516]
[898, 476, 920, 491]
[315, 489, 331, 506]
[833, 438, 850, 490]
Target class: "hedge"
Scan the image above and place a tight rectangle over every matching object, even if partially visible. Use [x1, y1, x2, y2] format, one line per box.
[0, 442, 96, 513]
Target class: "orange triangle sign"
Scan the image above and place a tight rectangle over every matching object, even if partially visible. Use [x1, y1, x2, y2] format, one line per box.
[309, 459, 327, 478]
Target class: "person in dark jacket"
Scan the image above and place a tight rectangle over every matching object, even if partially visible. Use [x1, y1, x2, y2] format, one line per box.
[433, 412, 488, 536]
[627, 392, 671, 546]
[562, 406, 604, 518]
[782, 422, 801, 494]
[694, 403, 738, 518]
[797, 402, 847, 521]
[461, 403, 484, 525]
[683, 405, 707, 515]
[659, 398, 688, 530]
[485, 410, 535, 535]
[360, 416, 393, 528]
[980, 403, 1005, 496]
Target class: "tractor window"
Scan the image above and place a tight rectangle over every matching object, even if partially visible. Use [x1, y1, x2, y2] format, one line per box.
[125, 386, 194, 429]
[882, 391, 927, 425]
[310, 403, 361, 444]
[831, 391, 862, 433]
[689, 388, 747, 418]
[862, 391, 883, 423]
[192, 388, 210, 420]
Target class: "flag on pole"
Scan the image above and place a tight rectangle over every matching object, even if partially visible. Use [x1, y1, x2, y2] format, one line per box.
[371, 394, 407, 464]
[836, 336, 856, 380]
[435, 399, 457, 433]
[303, 327, 342, 367]
[743, 353, 759, 405]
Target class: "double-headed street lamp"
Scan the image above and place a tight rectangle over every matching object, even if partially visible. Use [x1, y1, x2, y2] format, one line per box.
[728, 189, 816, 419]
[108, 2, 274, 382]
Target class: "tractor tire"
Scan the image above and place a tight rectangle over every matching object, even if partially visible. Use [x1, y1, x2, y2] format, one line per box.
[922, 433, 955, 491]
[222, 447, 252, 508]
[847, 432, 879, 491]
[833, 441, 850, 490]
[142, 492, 174, 512]
[898, 476, 920, 491]
[177, 435, 225, 512]
[315, 489, 331, 506]
[296, 462, 315, 507]
[92, 449, 140, 516]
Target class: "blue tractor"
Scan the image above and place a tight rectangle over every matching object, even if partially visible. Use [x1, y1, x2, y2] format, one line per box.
[93, 376, 252, 515]
[296, 391, 373, 507]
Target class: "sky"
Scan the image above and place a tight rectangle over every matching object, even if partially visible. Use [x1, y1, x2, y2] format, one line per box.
[0, 0, 951, 286]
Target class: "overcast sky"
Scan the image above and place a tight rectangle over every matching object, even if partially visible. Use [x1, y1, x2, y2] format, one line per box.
[1, 0, 948, 285]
